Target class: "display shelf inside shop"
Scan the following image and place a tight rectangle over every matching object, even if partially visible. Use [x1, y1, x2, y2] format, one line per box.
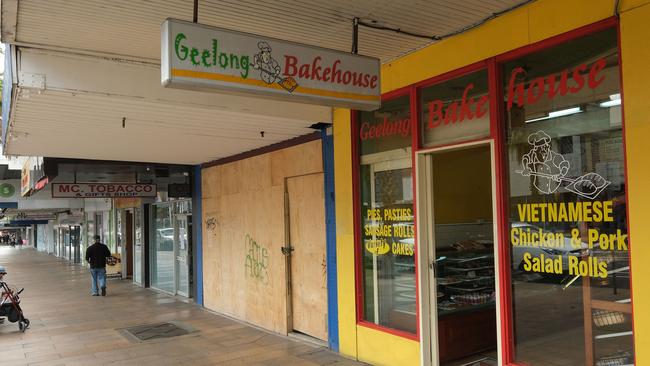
[436, 249, 495, 316]
[437, 299, 495, 317]
[595, 349, 634, 366]
[583, 264, 633, 365]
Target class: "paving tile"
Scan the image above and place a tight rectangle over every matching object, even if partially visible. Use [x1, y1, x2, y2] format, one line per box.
[0, 247, 367, 366]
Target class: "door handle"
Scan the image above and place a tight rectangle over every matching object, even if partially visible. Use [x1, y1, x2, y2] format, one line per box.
[281, 246, 294, 256]
[430, 261, 437, 277]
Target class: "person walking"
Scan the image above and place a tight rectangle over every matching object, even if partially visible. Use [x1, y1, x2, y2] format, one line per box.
[85, 235, 112, 296]
[0, 265, 6, 324]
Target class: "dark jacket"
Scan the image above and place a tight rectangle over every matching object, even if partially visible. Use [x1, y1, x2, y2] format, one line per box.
[85, 242, 112, 269]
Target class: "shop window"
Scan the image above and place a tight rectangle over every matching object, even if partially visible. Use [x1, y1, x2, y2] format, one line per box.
[151, 203, 175, 293]
[420, 69, 490, 147]
[357, 95, 416, 334]
[504, 28, 633, 365]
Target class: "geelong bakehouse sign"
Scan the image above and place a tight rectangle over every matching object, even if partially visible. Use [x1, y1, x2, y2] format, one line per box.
[52, 183, 157, 198]
[161, 19, 381, 111]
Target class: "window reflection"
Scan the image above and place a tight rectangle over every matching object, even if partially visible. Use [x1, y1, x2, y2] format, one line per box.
[505, 28, 633, 366]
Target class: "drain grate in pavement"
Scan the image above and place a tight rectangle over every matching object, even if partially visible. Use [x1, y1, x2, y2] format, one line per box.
[122, 322, 191, 341]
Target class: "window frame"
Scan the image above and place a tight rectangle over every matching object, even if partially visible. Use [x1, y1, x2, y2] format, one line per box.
[352, 86, 421, 340]
[494, 17, 628, 365]
[350, 15, 632, 366]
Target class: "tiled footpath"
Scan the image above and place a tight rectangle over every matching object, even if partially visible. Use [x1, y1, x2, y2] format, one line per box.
[0, 246, 366, 366]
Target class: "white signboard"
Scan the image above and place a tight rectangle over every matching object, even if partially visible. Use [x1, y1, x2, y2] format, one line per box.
[51, 183, 157, 198]
[161, 19, 381, 111]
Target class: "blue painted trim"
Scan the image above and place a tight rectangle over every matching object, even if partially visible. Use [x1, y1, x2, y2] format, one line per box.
[0, 202, 18, 208]
[194, 165, 204, 306]
[2, 44, 14, 148]
[7, 220, 48, 226]
[322, 128, 339, 352]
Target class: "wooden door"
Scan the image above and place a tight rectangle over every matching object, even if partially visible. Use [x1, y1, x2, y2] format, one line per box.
[287, 173, 328, 341]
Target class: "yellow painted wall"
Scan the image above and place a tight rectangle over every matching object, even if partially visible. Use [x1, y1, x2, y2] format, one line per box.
[334, 107, 358, 356]
[335, 0, 650, 364]
[620, 2, 650, 364]
[356, 326, 420, 366]
[432, 146, 492, 225]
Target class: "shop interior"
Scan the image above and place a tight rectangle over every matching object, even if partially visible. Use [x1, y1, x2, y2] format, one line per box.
[427, 144, 498, 365]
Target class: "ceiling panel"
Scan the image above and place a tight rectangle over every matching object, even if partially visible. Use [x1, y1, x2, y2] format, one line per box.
[6, 88, 315, 164]
[5, 0, 531, 165]
[14, 0, 529, 62]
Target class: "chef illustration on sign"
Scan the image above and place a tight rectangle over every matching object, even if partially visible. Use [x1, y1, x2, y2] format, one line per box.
[520, 131, 569, 194]
[253, 42, 280, 84]
[518, 130, 611, 199]
[252, 41, 299, 92]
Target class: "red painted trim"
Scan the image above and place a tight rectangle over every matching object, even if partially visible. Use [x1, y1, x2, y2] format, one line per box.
[616, 20, 637, 366]
[410, 84, 421, 342]
[495, 17, 618, 63]
[490, 55, 515, 364]
[487, 60, 498, 141]
[351, 110, 364, 325]
[382, 84, 411, 100]
[351, 90, 419, 339]
[358, 320, 420, 341]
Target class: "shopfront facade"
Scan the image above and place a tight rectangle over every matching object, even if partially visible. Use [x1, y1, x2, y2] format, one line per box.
[333, 1, 650, 365]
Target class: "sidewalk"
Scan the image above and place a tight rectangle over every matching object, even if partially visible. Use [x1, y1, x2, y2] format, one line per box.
[0, 246, 365, 366]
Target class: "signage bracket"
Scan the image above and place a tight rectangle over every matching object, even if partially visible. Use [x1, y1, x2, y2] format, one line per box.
[352, 17, 359, 55]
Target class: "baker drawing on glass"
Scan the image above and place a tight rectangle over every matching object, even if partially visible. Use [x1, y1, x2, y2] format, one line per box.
[252, 41, 299, 92]
[517, 131, 611, 199]
[520, 131, 570, 194]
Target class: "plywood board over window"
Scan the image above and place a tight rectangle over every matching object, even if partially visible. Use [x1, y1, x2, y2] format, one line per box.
[202, 139, 326, 336]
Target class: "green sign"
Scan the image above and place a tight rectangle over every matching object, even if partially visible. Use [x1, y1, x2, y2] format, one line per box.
[0, 183, 16, 198]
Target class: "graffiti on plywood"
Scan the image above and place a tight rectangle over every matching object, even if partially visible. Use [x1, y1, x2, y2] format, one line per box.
[244, 234, 269, 285]
[205, 217, 217, 231]
[322, 254, 327, 289]
[205, 216, 218, 238]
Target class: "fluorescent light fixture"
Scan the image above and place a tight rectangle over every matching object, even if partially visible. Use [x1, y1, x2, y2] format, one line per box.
[525, 107, 583, 123]
[548, 107, 583, 118]
[600, 93, 622, 108]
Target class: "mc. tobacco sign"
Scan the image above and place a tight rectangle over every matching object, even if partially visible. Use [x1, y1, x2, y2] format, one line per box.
[52, 183, 157, 198]
[161, 19, 381, 111]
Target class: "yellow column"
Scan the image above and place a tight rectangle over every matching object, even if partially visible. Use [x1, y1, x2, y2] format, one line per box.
[333, 107, 358, 356]
[620, 2, 650, 363]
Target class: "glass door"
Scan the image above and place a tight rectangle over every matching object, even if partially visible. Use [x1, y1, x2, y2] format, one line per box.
[151, 203, 175, 294]
[64, 228, 71, 260]
[133, 207, 143, 285]
[175, 215, 190, 297]
[53, 228, 59, 257]
[421, 143, 498, 366]
[71, 226, 81, 263]
[58, 228, 64, 258]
